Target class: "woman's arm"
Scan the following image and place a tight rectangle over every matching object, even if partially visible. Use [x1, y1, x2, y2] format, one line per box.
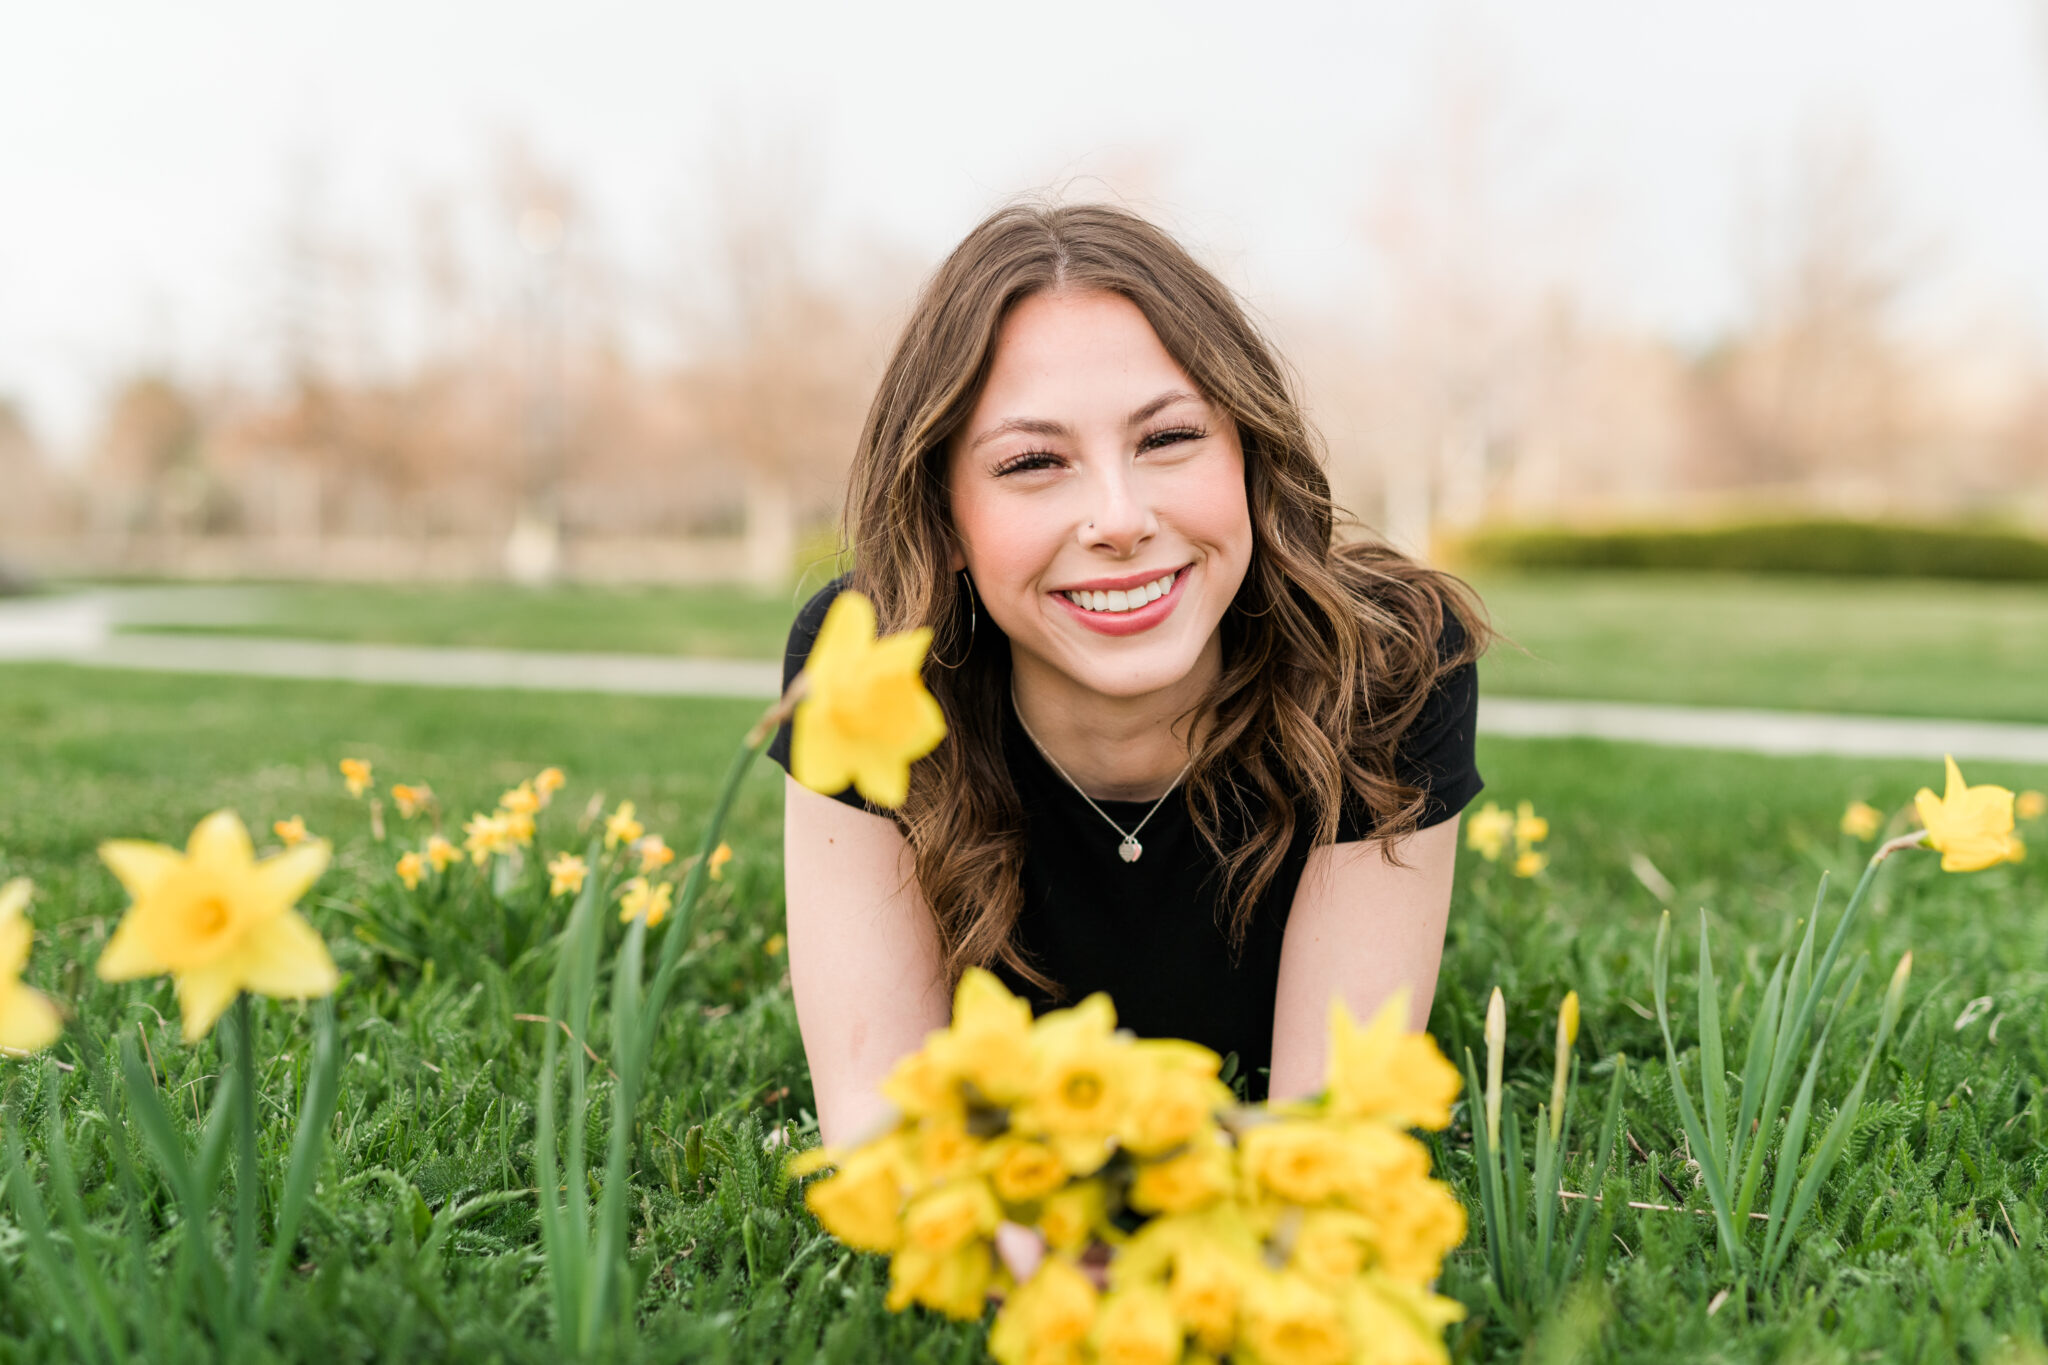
[1265, 815, 1461, 1101]
[783, 776, 952, 1145]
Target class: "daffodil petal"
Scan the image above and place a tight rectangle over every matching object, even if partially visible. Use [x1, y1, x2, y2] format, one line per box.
[1942, 755, 1966, 802]
[0, 986, 62, 1052]
[0, 917, 30, 983]
[98, 839, 184, 900]
[97, 912, 170, 981]
[791, 707, 858, 797]
[250, 839, 332, 918]
[0, 878, 29, 922]
[186, 810, 255, 873]
[233, 910, 339, 1001]
[174, 965, 242, 1042]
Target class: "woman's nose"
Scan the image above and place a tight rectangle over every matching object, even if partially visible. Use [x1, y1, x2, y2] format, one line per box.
[1079, 465, 1155, 556]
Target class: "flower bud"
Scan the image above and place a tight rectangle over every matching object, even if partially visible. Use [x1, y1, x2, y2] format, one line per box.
[1550, 990, 1580, 1141]
[1484, 987, 1506, 1140]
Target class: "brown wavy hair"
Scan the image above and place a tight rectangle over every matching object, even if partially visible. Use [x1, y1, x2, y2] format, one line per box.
[842, 200, 1487, 992]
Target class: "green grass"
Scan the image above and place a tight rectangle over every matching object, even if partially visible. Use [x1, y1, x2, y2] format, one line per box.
[110, 580, 815, 660]
[1472, 570, 2048, 723]
[106, 570, 2048, 723]
[3, 663, 2047, 1360]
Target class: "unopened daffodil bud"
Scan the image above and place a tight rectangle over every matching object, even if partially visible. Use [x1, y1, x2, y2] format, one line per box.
[1483, 986, 1506, 1140]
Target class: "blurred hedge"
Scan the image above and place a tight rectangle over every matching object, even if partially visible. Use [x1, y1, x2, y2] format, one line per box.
[1449, 519, 2048, 581]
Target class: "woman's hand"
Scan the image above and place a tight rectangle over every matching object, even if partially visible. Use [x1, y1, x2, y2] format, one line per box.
[992, 1221, 1111, 1295]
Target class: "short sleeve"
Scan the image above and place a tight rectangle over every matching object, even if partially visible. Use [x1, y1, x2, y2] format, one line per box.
[767, 576, 889, 816]
[1336, 607, 1483, 841]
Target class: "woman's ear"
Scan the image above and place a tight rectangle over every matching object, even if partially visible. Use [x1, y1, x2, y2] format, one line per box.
[945, 543, 967, 574]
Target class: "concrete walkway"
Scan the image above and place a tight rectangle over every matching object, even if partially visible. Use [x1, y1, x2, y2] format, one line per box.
[5, 595, 2046, 764]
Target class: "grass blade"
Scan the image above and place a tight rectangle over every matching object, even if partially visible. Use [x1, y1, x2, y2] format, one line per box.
[259, 999, 344, 1316]
[1729, 952, 1787, 1192]
[1698, 912, 1729, 1168]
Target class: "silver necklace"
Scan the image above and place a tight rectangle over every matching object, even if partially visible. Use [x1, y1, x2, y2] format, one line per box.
[1009, 681, 1191, 864]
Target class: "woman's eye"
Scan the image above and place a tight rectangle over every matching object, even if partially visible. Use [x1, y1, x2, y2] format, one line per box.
[992, 452, 1062, 476]
[1140, 426, 1206, 452]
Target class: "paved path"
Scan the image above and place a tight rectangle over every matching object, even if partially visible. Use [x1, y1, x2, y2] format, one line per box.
[5, 597, 2046, 764]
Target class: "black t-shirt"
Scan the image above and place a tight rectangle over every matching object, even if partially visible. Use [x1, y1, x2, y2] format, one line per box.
[768, 578, 1482, 1099]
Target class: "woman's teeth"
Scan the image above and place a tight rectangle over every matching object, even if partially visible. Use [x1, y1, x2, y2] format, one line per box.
[1062, 572, 1177, 614]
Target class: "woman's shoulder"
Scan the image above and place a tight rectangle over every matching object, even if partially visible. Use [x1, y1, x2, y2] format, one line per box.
[780, 574, 853, 689]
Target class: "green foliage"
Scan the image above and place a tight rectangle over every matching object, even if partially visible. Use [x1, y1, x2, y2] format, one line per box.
[3, 663, 2048, 1361]
[1454, 518, 2048, 581]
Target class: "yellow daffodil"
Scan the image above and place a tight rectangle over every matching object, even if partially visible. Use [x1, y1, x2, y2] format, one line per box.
[339, 758, 373, 798]
[1164, 1232, 1248, 1354]
[902, 1178, 1000, 1256]
[635, 834, 675, 873]
[534, 767, 566, 802]
[463, 811, 516, 865]
[1360, 1172, 1469, 1282]
[763, 932, 785, 957]
[424, 834, 459, 873]
[1512, 848, 1548, 878]
[1019, 994, 1130, 1174]
[1323, 992, 1461, 1130]
[97, 810, 338, 1042]
[1840, 800, 1883, 840]
[707, 841, 733, 881]
[1914, 755, 2025, 872]
[1550, 990, 1579, 1140]
[0, 880, 62, 1053]
[1464, 802, 1513, 863]
[548, 852, 588, 898]
[618, 877, 673, 927]
[931, 966, 1038, 1107]
[1241, 1121, 1350, 1204]
[989, 1256, 1098, 1365]
[1345, 1273, 1465, 1363]
[885, 1243, 993, 1321]
[1089, 1286, 1180, 1365]
[389, 783, 432, 819]
[982, 1135, 1068, 1203]
[393, 850, 423, 889]
[1037, 1182, 1108, 1254]
[499, 782, 541, 816]
[604, 800, 643, 850]
[272, 816, 309, 847]
[2018, 790, 2046, 821]
[1120, 1041, 1231, 1157]
[1240, 1271, 1351, 1365]
[1129, 1137, 1233, 1215]
[803, 1143, 906, 1253]
[1513, 800, 1548, 847]
[790, 590, 946, 809]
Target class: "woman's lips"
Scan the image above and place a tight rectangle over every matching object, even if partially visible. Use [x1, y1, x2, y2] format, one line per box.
[1050, 566, 1190, 637]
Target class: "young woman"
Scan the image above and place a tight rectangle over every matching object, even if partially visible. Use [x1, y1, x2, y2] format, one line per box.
[769, 202, 1486, 1148]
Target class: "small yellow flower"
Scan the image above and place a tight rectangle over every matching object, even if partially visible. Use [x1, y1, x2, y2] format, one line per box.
[0, 880, 62, 1053]
[548, 853, 588, 898]
[1513, 848, 1548, 878]
[604, 800, 644, 850]
[389, 784, 432, 819]
[533, 767, 567, 802]
[97, 810, 338, 1042]
[463, 812, 515, 865]
[901, 1178, 999, 1256]
[884, 1242, 992, 1321]
[803, 1143, 905, 1253]
[635, 834, 675, 873]
[395, 851, 425, 890]
[1465, 802, 1514, 862]
[339, 758, 373, 798]
[1240, 1121, 1350, 1203]
[981, 1135, 1067, 1203]
[2018, 790, 2047, 821]
[272, 816, 309, 847]
[424, 834, 459, 873]
[707, 841, 733, 881]
[790, 590, 946, 809]
[763, 932, 785, 957]
[1514, 800, 1549, 846]
[1840, 800, 1884, 840]
[1322, 991, 1461, 1130]
[618, 877, 674, 927]
[988, 1256, 1098, 1365]
[1089, 1287, 1180, 1365]
[1915, 755, 2025, 872]
[1240, 1271, 1350, 1365]
[499, 782, 541, 816]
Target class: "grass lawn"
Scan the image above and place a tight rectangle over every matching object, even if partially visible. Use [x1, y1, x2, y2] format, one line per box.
[103, 569, 2048, 722]
[3, 662, 2046, 1360]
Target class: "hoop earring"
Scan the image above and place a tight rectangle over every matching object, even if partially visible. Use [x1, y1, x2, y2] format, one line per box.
[933, 571, 978, 669]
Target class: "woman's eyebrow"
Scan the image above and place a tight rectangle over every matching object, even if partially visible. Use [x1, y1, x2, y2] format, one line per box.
[967, 389, 1203, 451]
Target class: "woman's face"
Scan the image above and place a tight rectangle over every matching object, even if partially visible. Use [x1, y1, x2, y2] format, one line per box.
[946, 288, 1253, 702]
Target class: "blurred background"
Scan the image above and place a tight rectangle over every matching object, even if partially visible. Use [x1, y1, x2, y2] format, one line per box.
[4, 0, 2048, 591]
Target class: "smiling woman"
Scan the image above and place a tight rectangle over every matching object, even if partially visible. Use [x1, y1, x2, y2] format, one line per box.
[767, 201, 1489, 1146]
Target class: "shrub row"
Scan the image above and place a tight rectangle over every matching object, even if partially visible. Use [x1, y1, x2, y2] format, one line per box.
[1450, 518, 2048, 581]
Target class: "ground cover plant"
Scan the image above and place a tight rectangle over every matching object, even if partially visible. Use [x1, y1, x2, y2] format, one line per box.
[2, 658, 2046, 1361]
[94, 571, 2048, 723]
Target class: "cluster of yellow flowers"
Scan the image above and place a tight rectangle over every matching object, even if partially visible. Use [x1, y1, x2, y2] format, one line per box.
[1465, 800, 1549, 878]
[1840, 755, 2030, 871]
[792, 970, 1467, 1365]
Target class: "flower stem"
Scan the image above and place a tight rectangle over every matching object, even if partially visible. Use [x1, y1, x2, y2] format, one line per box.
[232, 993, 259, 1339]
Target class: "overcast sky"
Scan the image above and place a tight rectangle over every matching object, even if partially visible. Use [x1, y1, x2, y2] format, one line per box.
[5, 0, 2047, 455]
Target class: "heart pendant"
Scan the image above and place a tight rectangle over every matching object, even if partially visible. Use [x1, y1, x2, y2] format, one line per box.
[1119, 837, 1142, 863]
